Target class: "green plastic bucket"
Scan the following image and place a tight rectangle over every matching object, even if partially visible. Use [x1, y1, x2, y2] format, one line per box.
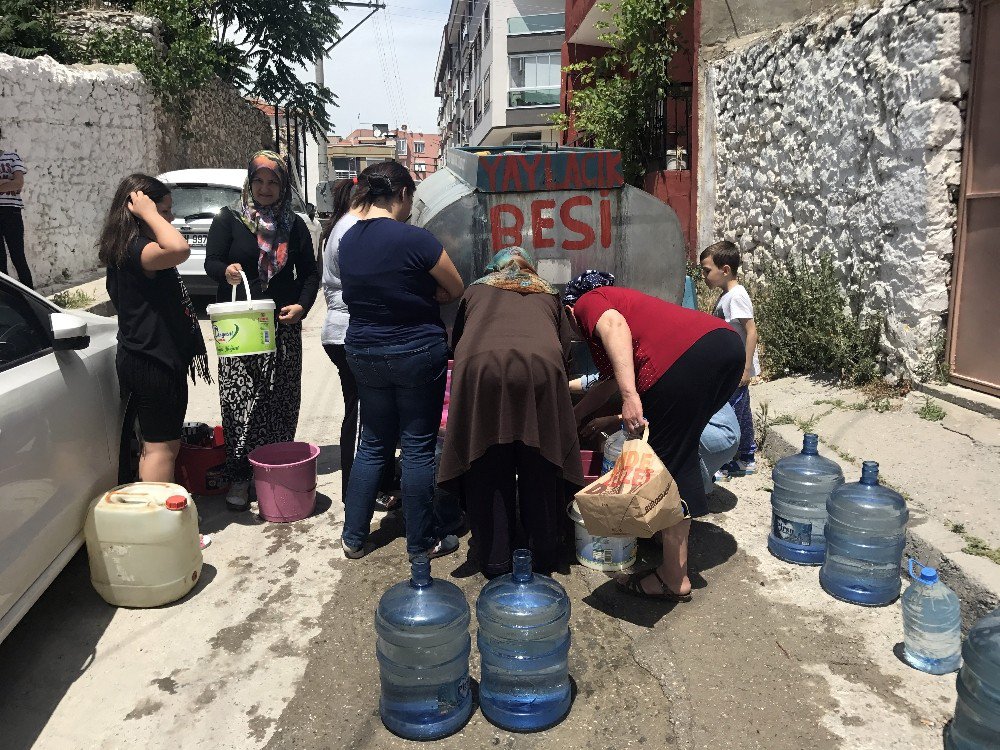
[206, 270, 276, 358]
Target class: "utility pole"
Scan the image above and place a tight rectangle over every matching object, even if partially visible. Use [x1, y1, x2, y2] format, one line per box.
[315, 1, 387, 189]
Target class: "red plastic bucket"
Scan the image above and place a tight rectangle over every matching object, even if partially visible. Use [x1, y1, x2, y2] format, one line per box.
[249, 442, 320, 522]
[175, 426, 229, 496]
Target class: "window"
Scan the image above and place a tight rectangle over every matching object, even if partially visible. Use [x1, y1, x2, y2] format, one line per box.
[484, 3, 491, 40]
[396, 139, 408, 157]
[507, 13, 565, 36]
[414, 141, 426, 154]
[474, 87, 483, 123]
[508, 53, 561, 108]
[169, 185, 240, 221]
[332, 156, 359, 179]
[0, 285, 51, 370]
[414, 162, 427, 173]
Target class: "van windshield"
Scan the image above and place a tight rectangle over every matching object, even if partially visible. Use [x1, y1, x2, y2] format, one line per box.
[170, 185, 308, 221]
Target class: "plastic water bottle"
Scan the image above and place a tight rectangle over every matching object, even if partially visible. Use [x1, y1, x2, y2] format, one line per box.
[375, 555, 472, 740]
[769, 433, 844, 565]
[946, 605, 1000, 749]
[477, 549, 572, 731]
[601, 428, 627, 474]
[901, 559, 961, 674]
[819, 461, 908, 606]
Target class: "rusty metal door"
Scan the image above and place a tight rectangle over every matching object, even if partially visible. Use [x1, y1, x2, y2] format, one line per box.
[949, 0, 1000, 396]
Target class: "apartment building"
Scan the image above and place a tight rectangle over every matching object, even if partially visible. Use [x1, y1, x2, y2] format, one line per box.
[435, 0, 565, 153]
[326, 126, 442, 184]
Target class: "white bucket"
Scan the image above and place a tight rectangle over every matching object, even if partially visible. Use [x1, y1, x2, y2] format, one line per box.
[567, 501, 636, 572]
[205, 269, 276, 358]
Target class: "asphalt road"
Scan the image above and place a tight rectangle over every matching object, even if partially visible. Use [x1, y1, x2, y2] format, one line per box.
[0, 307, 959, 749]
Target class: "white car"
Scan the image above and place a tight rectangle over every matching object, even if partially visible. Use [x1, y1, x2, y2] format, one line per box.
[0, 273, 133, 643]
[158, 168, 322, 297]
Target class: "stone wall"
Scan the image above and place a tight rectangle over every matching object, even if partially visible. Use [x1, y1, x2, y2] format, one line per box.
[57, 9, 164, 52]
[0, 54, 271, 288]
[700, 0, 971, 378]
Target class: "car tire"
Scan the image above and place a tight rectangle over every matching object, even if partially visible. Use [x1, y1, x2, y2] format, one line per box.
[117, 397, 142, 485]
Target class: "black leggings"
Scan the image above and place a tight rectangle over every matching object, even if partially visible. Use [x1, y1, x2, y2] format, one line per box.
[0, 207, 32, 289]
[642, 328, 744, 518]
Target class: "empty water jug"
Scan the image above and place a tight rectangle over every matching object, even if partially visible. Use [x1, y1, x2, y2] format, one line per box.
[946, 605, 1000, 749]
[901, 559, 961, 674]
[375, 556, 472, 740]
[820, 461, 908, 606]
[601, 428, 626, 474]
[477, 549, 571, 731]
[769, 433, 844, 565]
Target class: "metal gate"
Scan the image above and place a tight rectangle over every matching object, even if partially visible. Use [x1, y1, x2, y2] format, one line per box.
[948, 0, 1000, 396]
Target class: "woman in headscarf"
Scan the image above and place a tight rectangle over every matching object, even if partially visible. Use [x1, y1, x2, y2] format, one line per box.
[564, 270, 743, 601]
[205, 151, 320, 510]
[438, 247, 584, 577]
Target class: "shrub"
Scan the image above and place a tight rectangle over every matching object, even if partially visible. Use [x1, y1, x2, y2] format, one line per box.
[754, 255, 881, 386]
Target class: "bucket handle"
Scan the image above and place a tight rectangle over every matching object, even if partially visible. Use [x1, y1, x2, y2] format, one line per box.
[231, 268, 253, 303]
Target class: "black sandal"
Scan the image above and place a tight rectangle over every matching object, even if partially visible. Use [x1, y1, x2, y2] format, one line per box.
[617, 569, 693, 602]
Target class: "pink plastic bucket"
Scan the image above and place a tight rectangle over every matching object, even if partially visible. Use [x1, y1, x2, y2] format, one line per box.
[249, 442, 320, 523]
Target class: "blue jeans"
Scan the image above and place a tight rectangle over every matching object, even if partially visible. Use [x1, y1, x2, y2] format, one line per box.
[699, 402, 741, 493]
[728, 385, 757, 462]
[342, 335, 448, 555]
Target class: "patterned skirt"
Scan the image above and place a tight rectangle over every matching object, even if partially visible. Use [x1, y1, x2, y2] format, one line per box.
[218, 321, 303, 482]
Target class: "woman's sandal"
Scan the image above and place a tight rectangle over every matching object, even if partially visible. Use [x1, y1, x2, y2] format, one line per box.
[617, 569, 693, 603]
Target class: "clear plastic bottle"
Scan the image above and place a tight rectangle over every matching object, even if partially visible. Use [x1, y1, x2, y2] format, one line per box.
[819, 461, 909, 606]
[375, 556, 472, 740]
[946, 605, 1000, 749]
[902, 559, 962, 674]
[477, 549, 572, 731]
[601, 428, 627, 474]
[768, 433, 844, 565]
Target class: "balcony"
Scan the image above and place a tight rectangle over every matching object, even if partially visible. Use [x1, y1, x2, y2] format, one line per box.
[508, 87, 560, 108]
[508, 13, 565, 36]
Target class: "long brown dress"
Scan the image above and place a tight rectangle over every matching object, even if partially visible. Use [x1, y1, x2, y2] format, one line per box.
[438, 284, 584, 575]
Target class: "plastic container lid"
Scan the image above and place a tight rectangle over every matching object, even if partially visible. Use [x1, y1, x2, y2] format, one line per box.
[165, 495, 188, 510]
[205, 299, 275, 315]
[909, 558, 939, 584]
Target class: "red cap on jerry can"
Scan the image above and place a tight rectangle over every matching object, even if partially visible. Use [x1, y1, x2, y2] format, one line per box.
[166, 495, 188, 510]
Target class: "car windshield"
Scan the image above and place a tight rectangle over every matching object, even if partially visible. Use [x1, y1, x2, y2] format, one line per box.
[170, 184, 308, 221]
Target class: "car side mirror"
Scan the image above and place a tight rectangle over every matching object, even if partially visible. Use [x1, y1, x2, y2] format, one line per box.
[306, 203, 316, 221]
[51, 312, 90, 350]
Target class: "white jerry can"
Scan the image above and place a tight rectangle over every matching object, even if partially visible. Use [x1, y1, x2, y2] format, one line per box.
[84, 482, 203, 607]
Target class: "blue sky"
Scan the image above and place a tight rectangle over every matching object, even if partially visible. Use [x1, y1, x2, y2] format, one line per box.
[315, 0, 451, 136]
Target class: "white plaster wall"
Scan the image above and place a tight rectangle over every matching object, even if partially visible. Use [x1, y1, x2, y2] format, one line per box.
[0, 54, 271, 289]
[703, 0, 971, 378]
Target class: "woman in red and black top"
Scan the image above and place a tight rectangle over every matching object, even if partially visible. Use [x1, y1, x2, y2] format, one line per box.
[565, 271, 744, 602]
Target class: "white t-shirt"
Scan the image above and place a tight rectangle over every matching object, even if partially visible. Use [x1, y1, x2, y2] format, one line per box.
[0, 151, 26, 209]
[714, 283, 760, 377]
[321, 213, 361, 345]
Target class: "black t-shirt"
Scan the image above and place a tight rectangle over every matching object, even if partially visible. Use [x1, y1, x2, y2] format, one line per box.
[203, 208, 319, 311]
[106, 235, 198, 373]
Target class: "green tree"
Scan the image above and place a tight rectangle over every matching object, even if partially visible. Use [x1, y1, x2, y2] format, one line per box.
[0, 0, 75, 59]
[554, 0, 690, 183]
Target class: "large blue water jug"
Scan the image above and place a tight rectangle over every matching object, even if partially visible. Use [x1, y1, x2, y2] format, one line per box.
[375, 555, 472, 740]
[477, 549, 572, 731]
[902, 559, 962, 674]
[946, 605, 1000, 749]
[768, 433, 844, 565]
[819, 461, 908, 606]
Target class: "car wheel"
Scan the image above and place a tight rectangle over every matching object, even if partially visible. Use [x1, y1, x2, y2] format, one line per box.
[117, 398, 142, 485]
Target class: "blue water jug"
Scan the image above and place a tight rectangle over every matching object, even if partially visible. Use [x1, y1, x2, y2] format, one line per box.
[477, 549, 572, 731]
[601, 428, 626, 474]
[819, 461, 908, 606]
[946, 605, 1000, 749]
[902, 559, 961, 674]
[375, 555, 472, 740]
[768, 433, 844, 565]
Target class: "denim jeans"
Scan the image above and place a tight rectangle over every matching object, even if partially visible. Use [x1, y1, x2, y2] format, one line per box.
[342, 334, 448, 555]
[699, 402, 741, 493]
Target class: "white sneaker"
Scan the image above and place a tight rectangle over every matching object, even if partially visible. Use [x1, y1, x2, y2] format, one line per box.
[226, 481, 251, 511]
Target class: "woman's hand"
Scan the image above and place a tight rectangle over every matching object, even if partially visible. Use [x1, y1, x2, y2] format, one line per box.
[580, 414, 620, 441]
[225, 263, 244, 285]
[434, 286, 452, 304]
[127, 191, 159, 220]
[621, 391, 645, 434]
[740, 368, 752, 388]
[278, 304, 305, 324]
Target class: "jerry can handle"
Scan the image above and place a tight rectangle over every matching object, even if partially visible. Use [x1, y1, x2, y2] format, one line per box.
[907, 557, 923, 581]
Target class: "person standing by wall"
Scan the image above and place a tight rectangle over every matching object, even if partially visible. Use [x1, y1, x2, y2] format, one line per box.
[205, 151, 320, 511]
[0, 126, 32, 289]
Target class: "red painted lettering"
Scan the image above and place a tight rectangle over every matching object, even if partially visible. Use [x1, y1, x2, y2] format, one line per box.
[490, 204, 524, 250]
[600, 190, 612, 249]
[560, 196, 595, 251]
[543, 153, 556, 190]
[522, 154, 544, 191]
[502, 156, 523, 191]
[531, 199, 556, 250]
[579, 153, 598, 188]
[605, 151, 623, 183]
[480, 157, 504, 192]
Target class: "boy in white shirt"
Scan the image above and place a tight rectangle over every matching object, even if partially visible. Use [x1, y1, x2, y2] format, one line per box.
[700, 240, 759, 476]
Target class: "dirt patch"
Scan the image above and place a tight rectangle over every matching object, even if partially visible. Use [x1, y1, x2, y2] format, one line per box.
[125, 698, 163, 721]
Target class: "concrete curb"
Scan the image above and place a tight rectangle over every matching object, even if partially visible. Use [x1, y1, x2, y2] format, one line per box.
[761, 423, 1000, 632]
[914, 382, 1000, 421]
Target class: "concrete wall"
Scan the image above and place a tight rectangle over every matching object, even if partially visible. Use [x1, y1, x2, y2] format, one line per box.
[700, 0, 864, 56]
[0, 54, 271, 289]
[698, 0, 971, 379]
